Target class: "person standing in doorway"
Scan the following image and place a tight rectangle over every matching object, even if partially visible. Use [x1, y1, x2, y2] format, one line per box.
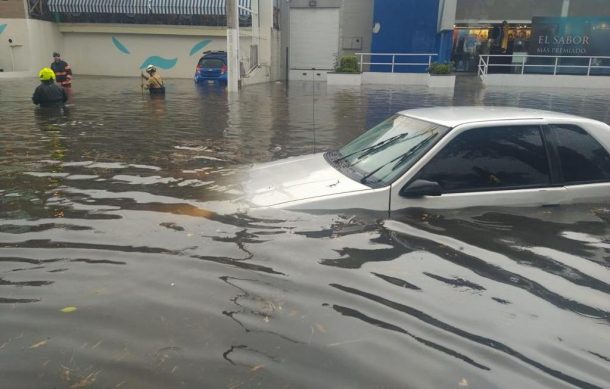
[50, 52, 73, 89]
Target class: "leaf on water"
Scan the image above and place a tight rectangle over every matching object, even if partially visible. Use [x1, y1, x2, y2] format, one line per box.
[61, 366, 71, 382]
[458, 378, 469, 387]
[30, 339, 48, 349]
[61, 306, 77, 313]
[249, 364, 264, 373]
[315, 323, 327, 333]
[69, 371, 99, 388]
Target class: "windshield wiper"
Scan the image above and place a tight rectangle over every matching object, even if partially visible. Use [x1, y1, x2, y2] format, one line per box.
[360, 134, 436, 185]
[332, 132, 411, 165]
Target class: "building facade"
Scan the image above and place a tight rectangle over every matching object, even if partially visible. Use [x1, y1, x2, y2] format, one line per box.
[454, 0, 610, 72]
[0, 0, 281, 84]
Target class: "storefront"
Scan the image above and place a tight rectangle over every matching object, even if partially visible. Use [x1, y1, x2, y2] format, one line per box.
[451, 22, 531, 72]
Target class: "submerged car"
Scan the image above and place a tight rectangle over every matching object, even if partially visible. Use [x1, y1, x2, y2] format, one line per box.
[194, 51, 227, 84]
[242, 106, 610, 213]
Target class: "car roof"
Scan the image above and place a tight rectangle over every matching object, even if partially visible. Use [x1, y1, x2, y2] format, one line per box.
[201, 51, 226, 58]
[398, 106, 585, 127]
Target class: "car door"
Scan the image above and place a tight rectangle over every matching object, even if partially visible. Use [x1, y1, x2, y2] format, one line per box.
[389, 120, 569, 212]
[545, 122, 610, 203]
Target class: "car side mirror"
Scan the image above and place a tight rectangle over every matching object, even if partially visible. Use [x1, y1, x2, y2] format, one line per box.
[400, 179, 442, 198]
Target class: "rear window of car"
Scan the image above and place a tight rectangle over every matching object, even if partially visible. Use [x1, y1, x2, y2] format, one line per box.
[548, 124, 610, 184]
[198, 58, 225, 68]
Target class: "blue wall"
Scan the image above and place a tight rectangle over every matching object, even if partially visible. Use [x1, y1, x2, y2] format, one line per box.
[370, 0, 451, 72]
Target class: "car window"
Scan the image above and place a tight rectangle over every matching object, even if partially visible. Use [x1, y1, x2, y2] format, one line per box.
[329, 115, 449, 186]
[548, 124, 610, 184]
[416, 125, 551, 193]
[199, 58, 225, 68]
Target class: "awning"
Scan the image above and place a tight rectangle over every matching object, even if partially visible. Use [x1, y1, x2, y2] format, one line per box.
[48, 0, 150, 14]
[48, 0, 253, 15]
[149, 0, 252, 16]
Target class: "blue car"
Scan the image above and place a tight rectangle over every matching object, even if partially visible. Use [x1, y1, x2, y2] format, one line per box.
[194, 51, 227, 84]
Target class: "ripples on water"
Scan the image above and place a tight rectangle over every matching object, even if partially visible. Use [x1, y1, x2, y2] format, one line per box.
[1, 77, 609, 388]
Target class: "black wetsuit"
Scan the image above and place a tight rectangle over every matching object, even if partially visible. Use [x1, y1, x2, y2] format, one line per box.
[32, 81, 68, 107]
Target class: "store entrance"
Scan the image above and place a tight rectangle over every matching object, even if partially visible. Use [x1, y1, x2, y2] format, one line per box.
[452, 22, 531, 73]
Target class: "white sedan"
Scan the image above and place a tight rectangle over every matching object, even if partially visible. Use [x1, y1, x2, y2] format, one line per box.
[241, 106, 610, 214]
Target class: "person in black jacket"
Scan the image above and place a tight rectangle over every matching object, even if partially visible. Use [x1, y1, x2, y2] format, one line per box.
[32, 68, 68, 107]
[50, 52, 73, 88]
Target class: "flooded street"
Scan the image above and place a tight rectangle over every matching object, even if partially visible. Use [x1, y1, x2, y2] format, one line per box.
[1, 76, 610, 388]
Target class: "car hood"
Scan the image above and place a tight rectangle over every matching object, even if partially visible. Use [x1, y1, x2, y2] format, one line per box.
[241, 153, 370, 208]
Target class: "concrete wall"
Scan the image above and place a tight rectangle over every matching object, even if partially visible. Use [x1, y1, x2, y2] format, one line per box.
[0, 1, 280, 84]
[481, 74, 610, 88]
[457, 0, 610, 21]
[568, 0, 610, 16]
[339, 0, 373, 57]
[456, 0, 563, 21]
[0, 19, 274, 81]
[0, 18, 62, 73]
[0, 0, 25, 18]
[59, 25, 233, 78]
[281, 0, 373, 80]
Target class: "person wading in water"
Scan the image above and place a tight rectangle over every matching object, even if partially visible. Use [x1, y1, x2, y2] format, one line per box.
[141, 65, 165, 95]
[32, 67, 68, 107]
[50, 52, 73, 89]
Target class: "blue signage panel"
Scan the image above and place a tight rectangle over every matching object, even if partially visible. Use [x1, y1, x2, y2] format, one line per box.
[529, 16, 610, 56]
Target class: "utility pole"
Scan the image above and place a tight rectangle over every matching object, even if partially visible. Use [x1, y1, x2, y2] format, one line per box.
[227, 0, 240, 92]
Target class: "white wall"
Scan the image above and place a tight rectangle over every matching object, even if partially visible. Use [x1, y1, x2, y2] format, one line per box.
[61, 28, 232, 78]
[0, 19, 62, 73]
[0, 1, 280, 83]
[340, 0, 373, 56]
[482, 74, 610, 89]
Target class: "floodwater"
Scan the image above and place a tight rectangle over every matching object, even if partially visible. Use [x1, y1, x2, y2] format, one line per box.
[1, 76, 610, 388]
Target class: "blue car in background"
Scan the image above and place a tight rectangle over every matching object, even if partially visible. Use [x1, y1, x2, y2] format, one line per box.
[194, 51, 227, 85]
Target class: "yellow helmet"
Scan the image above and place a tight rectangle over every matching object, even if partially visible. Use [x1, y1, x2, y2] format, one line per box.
[39, 67, 56, 81]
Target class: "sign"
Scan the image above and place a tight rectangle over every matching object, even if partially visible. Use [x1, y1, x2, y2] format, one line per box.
[529, 17, 610, 56]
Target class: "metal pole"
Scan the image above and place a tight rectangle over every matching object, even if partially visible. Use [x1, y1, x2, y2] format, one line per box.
[554, 57, 558, 75]
[359, 54, 363, 73]
[8, 45, 16, 72]
[227, 0, 239, 92]
[561, 0, 570, 16]
[391, 55, 395, 73]
[587, 57, 592, 76]
[521, 55, 525, 74]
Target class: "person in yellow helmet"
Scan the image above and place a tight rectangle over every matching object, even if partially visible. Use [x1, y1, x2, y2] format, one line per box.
[32, 67, 67, 107]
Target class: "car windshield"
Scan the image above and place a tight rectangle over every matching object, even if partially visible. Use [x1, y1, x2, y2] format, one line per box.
[199, 58, 224, 68]
[331, 115, 449, 186]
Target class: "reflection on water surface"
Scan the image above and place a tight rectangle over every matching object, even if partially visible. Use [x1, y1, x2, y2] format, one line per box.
[1, 77, 609, 388]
